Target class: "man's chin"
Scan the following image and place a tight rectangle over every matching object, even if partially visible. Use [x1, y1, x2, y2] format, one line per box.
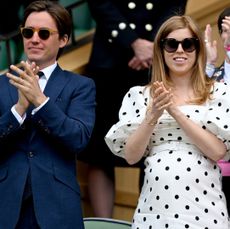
[27, 55, 41, 64]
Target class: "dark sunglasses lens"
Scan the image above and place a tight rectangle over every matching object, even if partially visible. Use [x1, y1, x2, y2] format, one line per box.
[163, 38, 197, 52]
[164, 39, 178, 53]
[182, 38, 196, 52]
[38, 29, 50, 40]
[22, 28, 34, 39]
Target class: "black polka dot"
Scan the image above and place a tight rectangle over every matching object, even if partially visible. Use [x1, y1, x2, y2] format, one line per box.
[175, 214, 179, 218]
[165, 166, 170, 171]
[175, 195, 179, 199]
[185, 186, 190, 191]
[164, 185, 169, 190]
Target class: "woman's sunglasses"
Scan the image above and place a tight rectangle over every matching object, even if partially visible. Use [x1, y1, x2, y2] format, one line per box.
[161, 38, 199, 53]
[20, 27, 58, 40]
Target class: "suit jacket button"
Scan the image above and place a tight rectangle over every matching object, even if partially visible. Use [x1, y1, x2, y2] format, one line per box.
[29, 152, 34, 157]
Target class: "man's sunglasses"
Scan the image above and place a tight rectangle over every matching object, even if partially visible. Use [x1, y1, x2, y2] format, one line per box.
[20, 27, 58, 40]
[161, 38, 199, 53]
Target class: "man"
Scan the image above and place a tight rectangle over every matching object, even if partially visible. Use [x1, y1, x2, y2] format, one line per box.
[0, 1, 95, 228]
[79, 0, 188, 217]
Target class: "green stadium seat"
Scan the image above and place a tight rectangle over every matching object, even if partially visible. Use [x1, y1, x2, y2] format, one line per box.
[59, 0, 95, 38]
[83, 217, 132, 229]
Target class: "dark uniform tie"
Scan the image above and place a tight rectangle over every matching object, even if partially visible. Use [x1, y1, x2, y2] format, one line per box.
[38, 71, 44, 78]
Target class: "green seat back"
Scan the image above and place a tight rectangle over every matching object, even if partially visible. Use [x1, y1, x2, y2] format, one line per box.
[83, 217, 132, 229]
[0, 41, 8, 70]
[59, 0, 95, 37]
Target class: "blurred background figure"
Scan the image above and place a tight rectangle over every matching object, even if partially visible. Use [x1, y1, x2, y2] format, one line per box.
[79, 0, 188, 218]
[0, 1, 32, 36]
[0, 1, 33, 69]
[205, 7, 230, 215]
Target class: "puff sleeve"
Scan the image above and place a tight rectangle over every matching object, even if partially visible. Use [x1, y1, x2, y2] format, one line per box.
[105, 86, 150, 158]
[201, 82, 230, 159]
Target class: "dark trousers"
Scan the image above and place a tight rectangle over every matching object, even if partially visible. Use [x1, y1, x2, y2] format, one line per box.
[15, 195, 40, 229]
[222, 176, 230, 216]
[15, 173, 40, 229]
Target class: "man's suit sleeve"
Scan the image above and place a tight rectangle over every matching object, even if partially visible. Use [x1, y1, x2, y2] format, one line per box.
[33, 76, 96, 154]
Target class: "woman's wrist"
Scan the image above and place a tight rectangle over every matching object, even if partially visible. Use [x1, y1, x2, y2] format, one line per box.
[145, 106, 158, 126]
[145, 115, 158, 126]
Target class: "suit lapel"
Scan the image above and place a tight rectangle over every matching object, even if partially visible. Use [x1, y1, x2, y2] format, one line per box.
[30, 65, 70, 141]
[43, 65, 70, 101]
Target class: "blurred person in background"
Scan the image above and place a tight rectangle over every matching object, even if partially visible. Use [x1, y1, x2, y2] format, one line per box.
[204, 7, 230, 215]
[79, 0, 188, 217]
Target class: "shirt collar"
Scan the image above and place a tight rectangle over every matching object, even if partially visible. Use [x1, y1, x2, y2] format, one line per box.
[39, 62, 57, 81]
[224, 60, 230, 83]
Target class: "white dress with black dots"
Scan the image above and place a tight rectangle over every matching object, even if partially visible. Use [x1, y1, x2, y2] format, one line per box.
[105, 82, 230, 229]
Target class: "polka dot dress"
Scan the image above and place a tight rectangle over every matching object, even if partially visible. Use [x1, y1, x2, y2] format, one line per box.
[105, 82, 230, 229]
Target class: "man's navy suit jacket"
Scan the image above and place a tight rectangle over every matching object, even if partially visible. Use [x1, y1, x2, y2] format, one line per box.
[0, 65, 96, 229]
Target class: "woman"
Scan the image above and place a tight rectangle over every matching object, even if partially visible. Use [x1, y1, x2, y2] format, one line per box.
[105, 15, 230, 228]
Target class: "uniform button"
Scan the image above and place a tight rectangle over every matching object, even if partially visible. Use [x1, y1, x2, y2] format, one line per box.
[119, 22, 126, 30]
[44, 128, 50, 134]
[146, 3, 154, 10]
[29, 152, 34, 157]
[21, 124, 26, 130]
[128, 2, 136, 9]
[145, 24, 153, 31]
[111, 30, 118, 37]
[129, 23, 136, 30]
[7, 125, 13, 131]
